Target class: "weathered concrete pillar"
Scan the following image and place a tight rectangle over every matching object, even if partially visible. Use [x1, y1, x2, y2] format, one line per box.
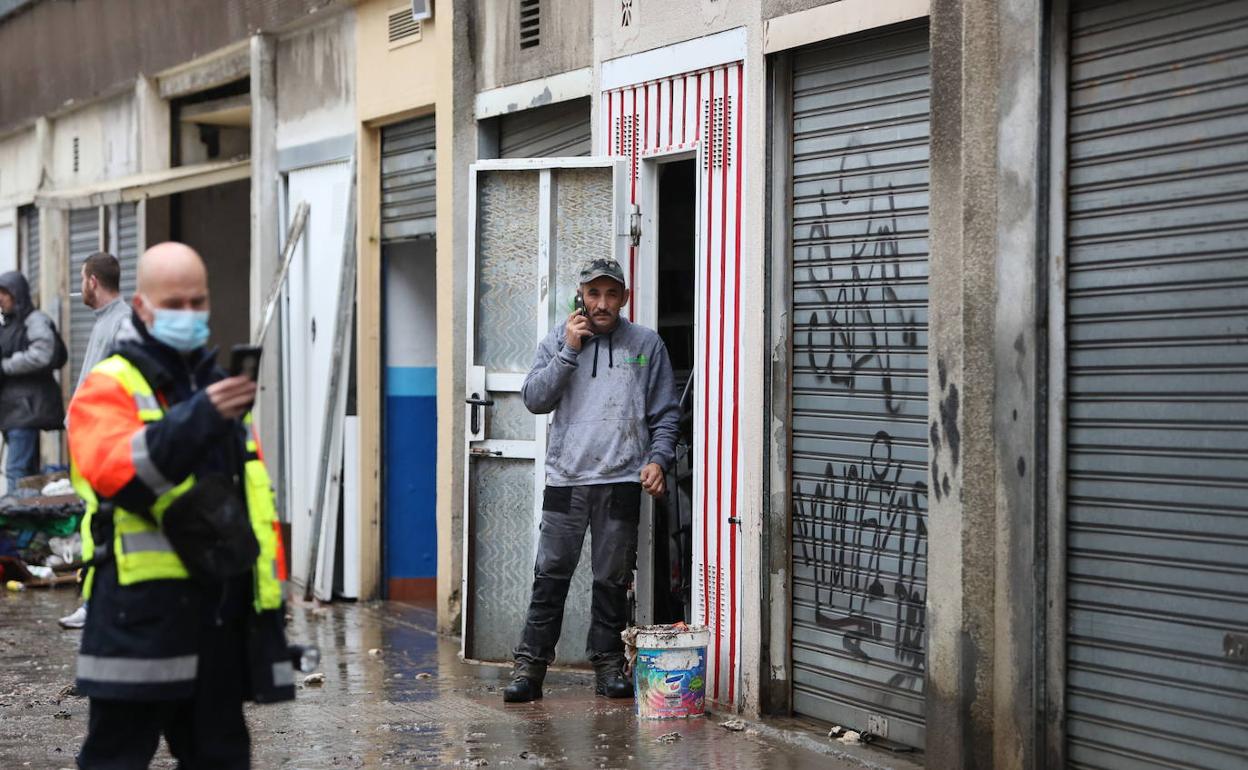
[135, 75, 170, 175]
[249, 34, 281, 481]
[434, 0, 476, 634]
[926, 0, 1046, 767]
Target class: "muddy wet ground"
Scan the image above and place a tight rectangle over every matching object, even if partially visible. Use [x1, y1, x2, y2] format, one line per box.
[0, 588, 904, 769]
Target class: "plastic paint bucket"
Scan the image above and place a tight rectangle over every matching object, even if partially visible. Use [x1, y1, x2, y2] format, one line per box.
[633, 625, 710, 719]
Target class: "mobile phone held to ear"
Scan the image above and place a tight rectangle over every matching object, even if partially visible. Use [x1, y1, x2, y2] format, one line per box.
[229, 344, 263, 381]
[574, 290, 587, 316]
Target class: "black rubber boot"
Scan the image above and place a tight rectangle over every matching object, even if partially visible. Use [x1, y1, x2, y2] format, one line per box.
[503, 664, 545, 703]
[593, 659, 633, 699]
[503, 675, 543, 703]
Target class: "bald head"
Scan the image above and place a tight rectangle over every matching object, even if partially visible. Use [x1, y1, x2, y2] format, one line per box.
[133, 242, 210, 327]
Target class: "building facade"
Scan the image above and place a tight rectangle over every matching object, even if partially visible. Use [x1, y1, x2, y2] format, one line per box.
[0, 1, 1243, 768]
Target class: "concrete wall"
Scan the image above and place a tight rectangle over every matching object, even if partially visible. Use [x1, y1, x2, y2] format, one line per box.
[762, 0, 844, 18]
[472, 0, 592, 91]
[47, 93, 138, 189]
[0, 127, 41, 204]
[0, 127, 41, 276]
[924, 0, 1046, 767]
[357, 0, 440, 123]
[592, 0, 755, 60]
[0, 0, 353, 134]
[276, 14, 357, 151]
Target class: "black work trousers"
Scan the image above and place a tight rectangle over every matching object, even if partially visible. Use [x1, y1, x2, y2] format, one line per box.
[77, 579, 251, 769]
[514, 483, 641, 674]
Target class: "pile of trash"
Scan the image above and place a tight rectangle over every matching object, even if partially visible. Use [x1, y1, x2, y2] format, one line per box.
[0, 471, 84, 589]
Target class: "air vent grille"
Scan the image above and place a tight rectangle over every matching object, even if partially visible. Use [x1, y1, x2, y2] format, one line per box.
[520, 0, 540, 49]
[388, 7, 422, 46]
[703, 95, 730, 169]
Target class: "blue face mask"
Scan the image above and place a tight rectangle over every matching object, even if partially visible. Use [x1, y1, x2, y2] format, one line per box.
[147, 305, 211, 352]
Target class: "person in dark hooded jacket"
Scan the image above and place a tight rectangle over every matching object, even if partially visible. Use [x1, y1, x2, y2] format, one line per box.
[0, 270, 65, 489]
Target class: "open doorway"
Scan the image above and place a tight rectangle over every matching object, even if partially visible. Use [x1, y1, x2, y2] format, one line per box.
[381, 238, 437, 602]
[652, 158, 697, 624]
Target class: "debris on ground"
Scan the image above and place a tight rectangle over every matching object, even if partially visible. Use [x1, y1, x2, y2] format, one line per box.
[415, 672, 432, 680]
[828, 725, 845, 738]
[303, 672, 326, 686]
[368, 648, 383, 657]
[836, 730, 862, 746]
[53, 709, 71, 719]
[656, 732, 682, 744]
[41, 479, 75, 497]
[53, 683, 77, 704]
[720, 719, 747, 732]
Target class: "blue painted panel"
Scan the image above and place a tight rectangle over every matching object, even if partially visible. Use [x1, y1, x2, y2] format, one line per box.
[388, 366, 437, 397]
[385, 367, 437, 580]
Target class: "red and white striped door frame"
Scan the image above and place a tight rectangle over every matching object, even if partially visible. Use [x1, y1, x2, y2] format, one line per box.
[601, 59, 746, 707]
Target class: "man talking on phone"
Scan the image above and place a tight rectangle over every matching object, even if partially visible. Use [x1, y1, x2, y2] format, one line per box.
[505, 257, 680, 703]
[68, 242, 293, 768]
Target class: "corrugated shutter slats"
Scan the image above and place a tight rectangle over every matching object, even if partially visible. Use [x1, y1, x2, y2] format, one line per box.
[381, 116, 436, 242]
[1064, 1, 1248, 767]
[788, 21, 931, 750]
[498, 98, 592, 159]
[22, 207, 40, 305]
[68, 208, 100, 388]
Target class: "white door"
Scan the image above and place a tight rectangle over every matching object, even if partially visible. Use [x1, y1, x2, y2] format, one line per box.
[462, 158, 630, 664]
[282, 160, 352, 589]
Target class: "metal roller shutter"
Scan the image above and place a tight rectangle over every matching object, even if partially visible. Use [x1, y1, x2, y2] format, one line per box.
[1064, 1, 1248, 767]
[115, 203, 139, 301]
[21, 207, 39, 305]
[381, 116, 436, 243]
[68, 207, 100, 388]
[787, 21, 931, 749]
[498, 97, 591, 159]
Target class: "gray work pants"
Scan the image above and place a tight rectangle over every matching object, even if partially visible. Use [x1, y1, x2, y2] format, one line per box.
[513, 483, 640, 675]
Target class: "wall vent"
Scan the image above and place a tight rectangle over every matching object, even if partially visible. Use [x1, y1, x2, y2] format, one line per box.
[703, 95, 730, 169]
[520, 0, 540, 49]
[388, 6, 422, 47]
[616, 113, 640, 178]
[72, 136, 80, 174]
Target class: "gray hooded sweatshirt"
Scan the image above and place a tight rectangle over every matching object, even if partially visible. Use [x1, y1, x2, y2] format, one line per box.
[523, 317, 680, 487]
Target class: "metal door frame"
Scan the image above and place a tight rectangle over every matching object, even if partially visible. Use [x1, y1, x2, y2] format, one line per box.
[764, 48, 795, 718]
[460, 156, 630, 663]
[633, 147, 702, 628]
[1044, 0, 1070, 765]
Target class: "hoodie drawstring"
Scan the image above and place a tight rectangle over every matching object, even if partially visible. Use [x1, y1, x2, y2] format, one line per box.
[590, 332, 616, 378]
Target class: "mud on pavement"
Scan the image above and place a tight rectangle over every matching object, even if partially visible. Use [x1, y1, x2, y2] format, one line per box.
[2, 588, 864, 769]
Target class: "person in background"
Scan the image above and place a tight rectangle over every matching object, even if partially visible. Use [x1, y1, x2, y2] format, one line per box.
[0, 270, 65, 491]
[59, 252, 131, 630]
[75, 252, 131, 393]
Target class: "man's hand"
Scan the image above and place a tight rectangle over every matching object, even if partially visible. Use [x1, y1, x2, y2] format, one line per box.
[564, 311, 593, 351]
[641, 463, 666, 498]
[206, 376, 258, 420]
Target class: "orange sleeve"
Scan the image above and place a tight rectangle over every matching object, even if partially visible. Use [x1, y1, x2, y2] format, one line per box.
[67, 372, 144, 498]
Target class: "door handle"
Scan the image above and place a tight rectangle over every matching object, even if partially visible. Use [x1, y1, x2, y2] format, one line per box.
[465, 393, 495, 435]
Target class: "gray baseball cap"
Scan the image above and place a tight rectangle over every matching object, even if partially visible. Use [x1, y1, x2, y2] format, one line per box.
[578, 257, 626, 287]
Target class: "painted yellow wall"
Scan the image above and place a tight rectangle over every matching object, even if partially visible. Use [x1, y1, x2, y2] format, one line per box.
[356, 0, 440, 123]
[354, 0, 453, 612]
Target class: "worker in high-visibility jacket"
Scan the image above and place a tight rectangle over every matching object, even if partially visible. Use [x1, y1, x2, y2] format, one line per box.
[68, 241, 293, 770]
